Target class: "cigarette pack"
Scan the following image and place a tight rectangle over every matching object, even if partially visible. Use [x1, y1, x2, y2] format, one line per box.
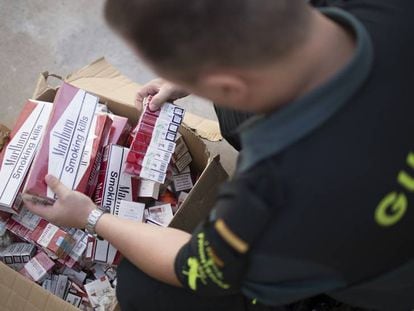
[44, 276, 70, 301]
[125, 100, 184, 183]
[173, 133, 189, 161]
[146, 203, 174, 227]
[91, 239, 120, 265]
[30, 220, 76, 259]
[0, 100, 53, 213]
[6, 218, 33, 243]
[63, 266, 87, 286]
[24, 83, 112, 200]
[1, 243, 36, 270]
[138, 179, 160, 199]
[94, 145, 139, 215]
[11, 208, 42, 231]
[20, 251, 55, 282]
[65, 281, 87, 308]
[84, 276, 115, 309]
[173, 151, 193, 173]
[172, 166, 194, 192]
[117, 200, 145, 222]
[64, 228, 88, 268]
[108, 114, 131, 146]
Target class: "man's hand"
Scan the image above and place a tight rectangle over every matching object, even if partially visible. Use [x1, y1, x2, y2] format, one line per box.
[22, 175, 95, 229]
[136, 78, 189, 111]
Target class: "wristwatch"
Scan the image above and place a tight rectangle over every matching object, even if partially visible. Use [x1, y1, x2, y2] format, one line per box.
[85, 208, 105, 236]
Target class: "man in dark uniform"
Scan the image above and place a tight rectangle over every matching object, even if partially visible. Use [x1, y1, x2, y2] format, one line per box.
[24, 0, 414, 310]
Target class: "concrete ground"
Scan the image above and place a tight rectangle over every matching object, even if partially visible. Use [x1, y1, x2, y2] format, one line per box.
[0, 0, 238, 174]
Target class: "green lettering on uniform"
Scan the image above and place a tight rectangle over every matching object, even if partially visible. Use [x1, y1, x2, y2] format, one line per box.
[406, 152, 414, 168]
[398, 171, 414, 192]
[186, 257, 201, 290]
[375, 192, 407, 227]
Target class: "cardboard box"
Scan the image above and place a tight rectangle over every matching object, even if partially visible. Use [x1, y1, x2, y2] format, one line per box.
[0, 58, 228, 310]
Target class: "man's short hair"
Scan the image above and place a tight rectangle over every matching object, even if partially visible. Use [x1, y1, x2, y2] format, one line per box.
[105, 0, 311, 77]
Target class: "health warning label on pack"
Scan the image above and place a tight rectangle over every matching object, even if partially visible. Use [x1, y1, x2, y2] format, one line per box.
[0, 101, 52, 209]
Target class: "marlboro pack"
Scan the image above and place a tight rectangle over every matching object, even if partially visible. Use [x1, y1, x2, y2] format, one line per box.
[108, 114, 131, 146]
[24, 82, 112, 200]
[0, 100, 53, 213]
[30, 220, 76, 260]
[94, 145, 139, 214]
[20, 251, 55, 282]
[92, 145, 140, 264]
[125, 99, 185, 183]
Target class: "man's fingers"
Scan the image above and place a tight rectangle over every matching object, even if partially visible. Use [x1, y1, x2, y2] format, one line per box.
[45, 175, 70, 198]
[136, 85, 160, 110]
[149, 87, 171, 111]
[22, 195, 53, 220]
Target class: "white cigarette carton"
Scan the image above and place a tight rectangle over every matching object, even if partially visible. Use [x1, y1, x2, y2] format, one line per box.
[0, 100, 52, 213]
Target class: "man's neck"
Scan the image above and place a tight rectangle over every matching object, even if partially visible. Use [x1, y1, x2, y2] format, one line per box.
[251, 9, 357, 113]
[298, 9, 356, 97]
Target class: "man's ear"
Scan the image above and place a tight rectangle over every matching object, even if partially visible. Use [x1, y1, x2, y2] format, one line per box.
[199, 73, 248, 104]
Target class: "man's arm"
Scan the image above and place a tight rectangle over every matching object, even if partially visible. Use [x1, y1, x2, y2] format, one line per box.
[22, 174, 190, 287]
[95, 214, 190, 286]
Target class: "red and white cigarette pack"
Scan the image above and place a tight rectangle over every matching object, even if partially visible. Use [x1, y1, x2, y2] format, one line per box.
[126, 100, 185, 183]
[64, 228, 88, 268]
[94, 144, 139, 214]
[0, 100, 53, 213]
[108, 114, 131, 146]
[20, 251, 55, 282]
[29, 220, 76, 260]
[12, 208, 42, 231]
[24, 82, 112, 200]
[93, 144, 139, 264]
[6, 218, 33, 243]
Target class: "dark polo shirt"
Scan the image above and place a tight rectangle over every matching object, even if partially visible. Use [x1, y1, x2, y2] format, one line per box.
[175, 1, 414, 310]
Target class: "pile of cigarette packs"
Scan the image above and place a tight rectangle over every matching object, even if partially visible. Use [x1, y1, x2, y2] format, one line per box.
[0, 83, 196, 310]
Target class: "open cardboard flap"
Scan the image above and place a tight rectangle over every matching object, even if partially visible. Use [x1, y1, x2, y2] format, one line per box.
[33, 57, 223, 141]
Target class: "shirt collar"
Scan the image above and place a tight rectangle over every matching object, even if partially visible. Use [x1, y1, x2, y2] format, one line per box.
[238, 7, 374, 173]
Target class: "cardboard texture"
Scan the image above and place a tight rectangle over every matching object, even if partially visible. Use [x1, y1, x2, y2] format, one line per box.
[1, 58, 228, 310]
[183, 113, 223, 142]
[0, 262, 79, 311]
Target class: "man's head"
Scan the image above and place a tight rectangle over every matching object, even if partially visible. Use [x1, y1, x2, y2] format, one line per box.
[105, 0, 313, 111]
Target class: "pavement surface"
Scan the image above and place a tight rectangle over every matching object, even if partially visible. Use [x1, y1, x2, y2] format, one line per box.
[0, 0, 238, 174]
